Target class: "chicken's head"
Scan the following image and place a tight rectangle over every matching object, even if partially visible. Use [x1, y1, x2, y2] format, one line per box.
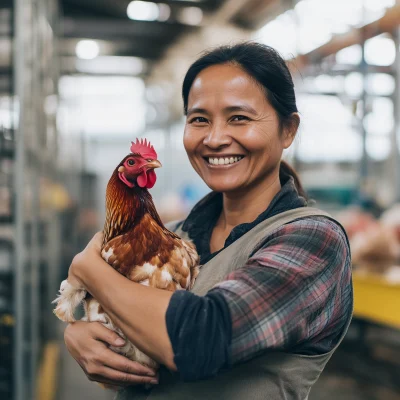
[117, 138, 161, 189]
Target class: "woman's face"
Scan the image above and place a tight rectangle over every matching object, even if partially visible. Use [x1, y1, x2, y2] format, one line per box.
[183, 63, 296, 194]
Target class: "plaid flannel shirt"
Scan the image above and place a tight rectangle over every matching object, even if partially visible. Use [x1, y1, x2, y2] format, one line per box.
[166, 174, 353, 380]
[211, 215, 352, 363]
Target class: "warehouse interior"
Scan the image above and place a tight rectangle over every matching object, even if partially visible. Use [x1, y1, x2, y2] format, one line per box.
[1, 0, 400, 399]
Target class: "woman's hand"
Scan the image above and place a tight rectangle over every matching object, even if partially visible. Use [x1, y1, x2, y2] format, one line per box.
[64, 321, 159, 387]
[68, 232, 104, 289]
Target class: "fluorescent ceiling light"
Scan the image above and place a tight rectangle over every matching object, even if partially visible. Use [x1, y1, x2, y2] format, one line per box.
[366, 74, 395, 96]
[344, 72, 363, 98]
[127, 1, 159, 21]
[255, 10, 297, 58]
[336, 45, 362, 65]
[177, 7, 203, 25]
[366, 137, 391, 161]
[364, 0, 395, 12]
[75, 56, 146, 75]
[365, 35, 396, 66]
[158, 3, 171, 22]
[76, 40, 99, 60]
[58, 76, 146, 137]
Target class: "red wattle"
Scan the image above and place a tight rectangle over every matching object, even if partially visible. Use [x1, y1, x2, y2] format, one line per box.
[137, 171, 148, 188]
[146, 170, 157, 188]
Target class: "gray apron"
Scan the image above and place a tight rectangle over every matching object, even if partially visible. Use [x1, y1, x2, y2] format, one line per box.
[117, 207, 352, 399]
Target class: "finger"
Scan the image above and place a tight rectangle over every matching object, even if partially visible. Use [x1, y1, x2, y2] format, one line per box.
[100, 346, 157, 377]
[91, 366, 159, 386]
[89, 232, 104, 251]
[90, 322, 126, 347]
[88, 324, 156, 376]
[79, 365, 125, 388]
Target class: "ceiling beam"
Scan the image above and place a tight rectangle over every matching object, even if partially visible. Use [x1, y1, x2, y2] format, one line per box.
[61, 0, 221, 19]
[232, 0, 284, 30]
[62, 0, 128, 17]
[62, 17, 195, 40]
[207, 0, 247, 24]
[296, 4, 400, 69]
[142, 0, 221, 11]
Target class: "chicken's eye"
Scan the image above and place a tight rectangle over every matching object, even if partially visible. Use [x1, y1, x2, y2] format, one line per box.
[127, 159, 135, 166]
[146, 159, 152, 162]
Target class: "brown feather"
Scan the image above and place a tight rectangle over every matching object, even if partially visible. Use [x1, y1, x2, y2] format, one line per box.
[101, 166, 199, 292]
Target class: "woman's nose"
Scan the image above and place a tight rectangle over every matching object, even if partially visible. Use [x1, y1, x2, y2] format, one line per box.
[203, 125, 231, 149]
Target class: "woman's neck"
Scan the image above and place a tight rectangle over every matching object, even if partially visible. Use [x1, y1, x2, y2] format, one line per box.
[218, 171, 281, 231]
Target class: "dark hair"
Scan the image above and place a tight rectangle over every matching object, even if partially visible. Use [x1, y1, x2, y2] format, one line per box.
[182, 42, 307, 200]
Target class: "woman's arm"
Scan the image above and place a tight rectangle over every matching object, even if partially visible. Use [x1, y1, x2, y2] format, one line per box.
[69, 233, 177, 371]
[64, 321, 160, 386]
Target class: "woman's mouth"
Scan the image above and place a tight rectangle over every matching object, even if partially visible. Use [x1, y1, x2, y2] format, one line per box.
[204, 156, 245, 166]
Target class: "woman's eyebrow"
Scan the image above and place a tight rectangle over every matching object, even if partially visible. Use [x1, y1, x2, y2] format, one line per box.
[187, 105, 258, 117]
[224, 105, 258, 115]
[187, 107, 209, 117]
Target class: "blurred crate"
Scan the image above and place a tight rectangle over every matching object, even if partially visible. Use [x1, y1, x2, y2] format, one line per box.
[353, 271, 400, 329]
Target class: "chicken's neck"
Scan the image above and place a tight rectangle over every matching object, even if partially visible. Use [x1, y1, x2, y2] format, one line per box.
[103, 171, 165, 244]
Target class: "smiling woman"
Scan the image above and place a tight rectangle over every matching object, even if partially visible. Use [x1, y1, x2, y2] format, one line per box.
[64, 42, 352, 400]
[183, 63, 296, 196]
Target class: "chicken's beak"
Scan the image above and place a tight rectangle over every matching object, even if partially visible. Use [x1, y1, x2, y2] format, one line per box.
[145, 159, 162, 169]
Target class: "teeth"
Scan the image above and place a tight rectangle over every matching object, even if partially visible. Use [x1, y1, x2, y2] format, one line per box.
[207, 156, 243, 165]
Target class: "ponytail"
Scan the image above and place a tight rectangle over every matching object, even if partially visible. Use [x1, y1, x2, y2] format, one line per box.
[279, 160, 308, 200]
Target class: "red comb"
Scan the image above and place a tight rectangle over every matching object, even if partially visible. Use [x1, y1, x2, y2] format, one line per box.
[130, 138, 158, 159]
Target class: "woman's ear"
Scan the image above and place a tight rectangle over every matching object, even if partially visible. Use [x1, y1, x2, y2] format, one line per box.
[282, 113, 300, 149]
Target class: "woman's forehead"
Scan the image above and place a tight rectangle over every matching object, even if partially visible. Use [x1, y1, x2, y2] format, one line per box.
[188, 64, 266, 106]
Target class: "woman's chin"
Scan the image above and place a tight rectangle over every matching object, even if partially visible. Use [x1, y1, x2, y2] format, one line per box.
[205, 179, 245, 194]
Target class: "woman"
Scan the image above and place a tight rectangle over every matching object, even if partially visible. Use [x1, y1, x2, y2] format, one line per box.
[65, 43, 353, 399]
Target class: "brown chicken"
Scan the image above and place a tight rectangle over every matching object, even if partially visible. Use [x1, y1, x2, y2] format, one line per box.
[53, 138, 199, 369]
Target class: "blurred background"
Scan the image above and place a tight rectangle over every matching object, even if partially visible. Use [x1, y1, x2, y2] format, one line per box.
[0, 0, 400, 399]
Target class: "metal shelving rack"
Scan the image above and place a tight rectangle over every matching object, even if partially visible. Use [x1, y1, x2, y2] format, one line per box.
[293, 2, 400, 206]
[0, 0, 60, 399]
[0, 4, 17, 399]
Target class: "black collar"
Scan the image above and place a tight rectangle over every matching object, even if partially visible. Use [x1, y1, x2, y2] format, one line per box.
[182, 175, 308, 264]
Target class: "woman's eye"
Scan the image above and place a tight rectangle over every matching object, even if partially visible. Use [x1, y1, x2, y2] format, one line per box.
[127, 159, 135, 166]
[190, 117, 208, 124]
[231, 115, 249, 122]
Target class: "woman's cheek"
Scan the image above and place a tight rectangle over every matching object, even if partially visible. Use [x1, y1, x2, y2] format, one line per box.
[251, 124, 278, 149]
[183, 129, 201, 172]
[183, 127, 203, 154]
[183, 127, 194, 152]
